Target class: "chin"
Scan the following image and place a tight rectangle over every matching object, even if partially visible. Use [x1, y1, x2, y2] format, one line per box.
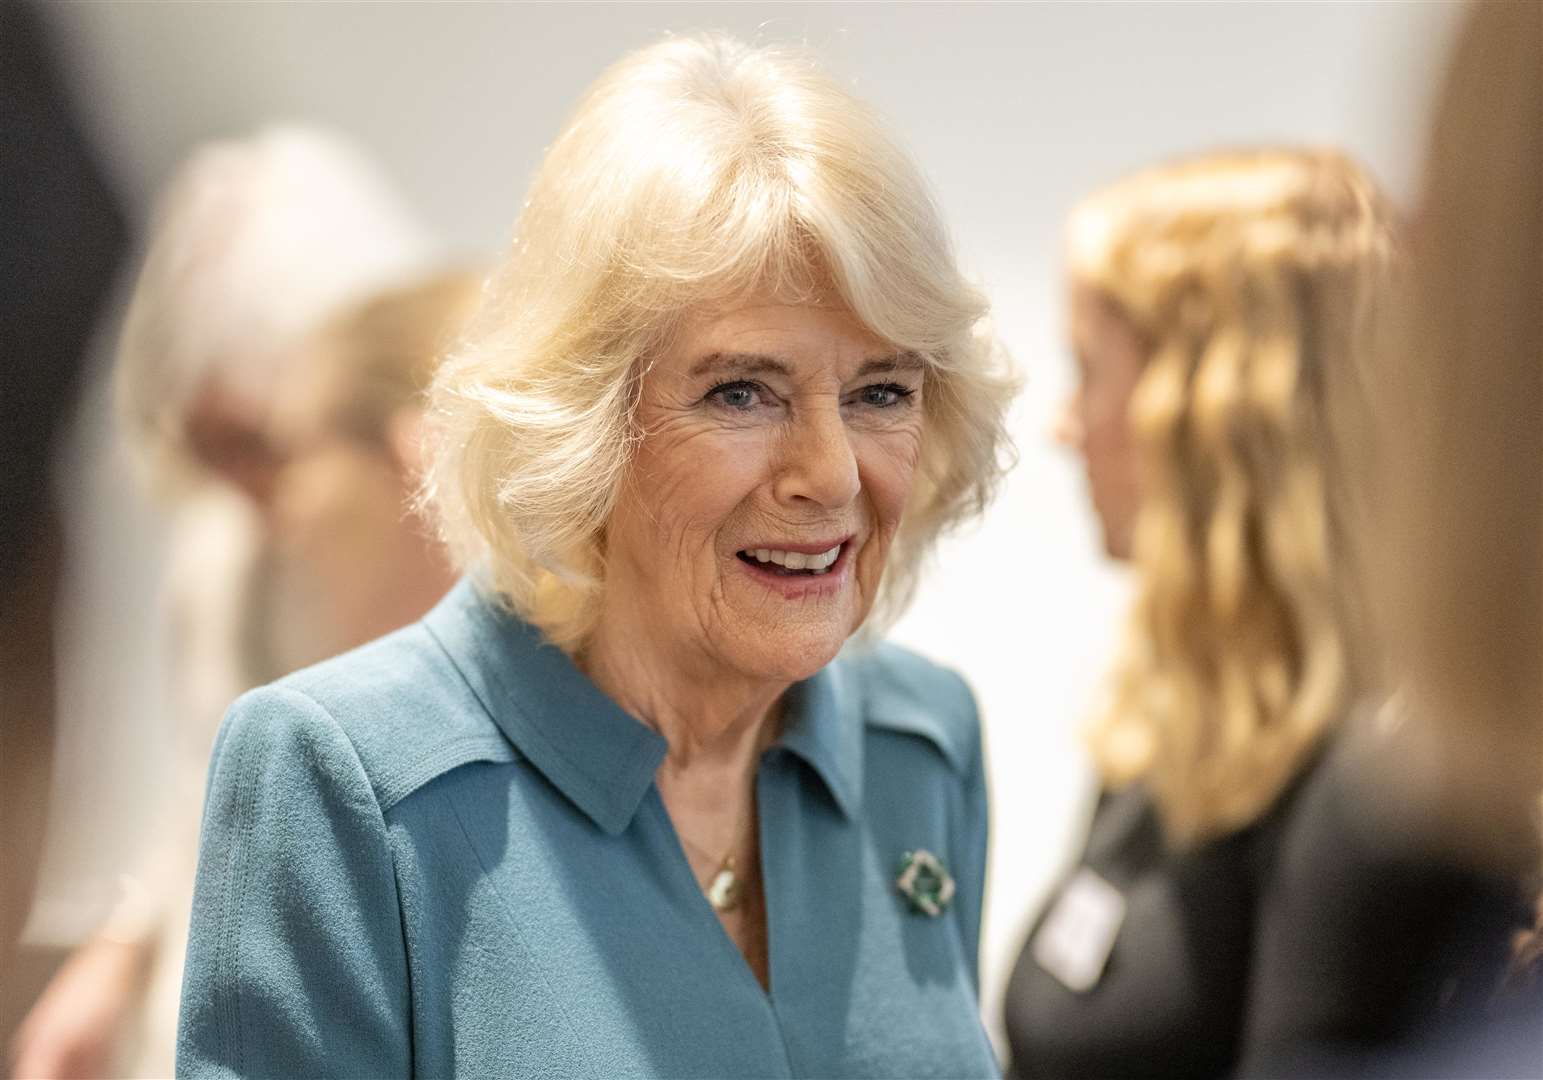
[1101, 528, 1134, 562]
[722, 621, 853, 685]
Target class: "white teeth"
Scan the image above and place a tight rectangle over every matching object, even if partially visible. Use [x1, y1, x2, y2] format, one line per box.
[745, 544, 843, 573]
[808, 545, 841, 570]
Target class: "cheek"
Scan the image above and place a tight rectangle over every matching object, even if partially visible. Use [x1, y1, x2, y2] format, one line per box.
[273, 458, 335, 535]
[1085, 386, 1137, 464]
[857, 427, 924, 537]
[1083, 426, 1129, 495]
[617, 422, 768, 558]
[278, 452, 393, 548]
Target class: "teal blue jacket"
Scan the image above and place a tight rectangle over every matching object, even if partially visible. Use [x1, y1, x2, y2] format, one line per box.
[177, 578, 998, 1078]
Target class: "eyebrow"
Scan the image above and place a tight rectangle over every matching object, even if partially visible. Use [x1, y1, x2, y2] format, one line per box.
[855, 353, 926, 377]
[687, 351, 926, 379]
[688, 352, 793, 379]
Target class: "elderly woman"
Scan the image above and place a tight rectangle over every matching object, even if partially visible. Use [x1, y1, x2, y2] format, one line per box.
[1002, 149, 1528, 1078]
[177, 35, 1011, 1079]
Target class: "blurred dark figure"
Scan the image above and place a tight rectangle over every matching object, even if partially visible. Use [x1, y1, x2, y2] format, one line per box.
[7, 126, 435, 1079]
[0, 0, 127, 993]
[1004, 146, 1529, 1078]
[1352, 0, 1542, 1074]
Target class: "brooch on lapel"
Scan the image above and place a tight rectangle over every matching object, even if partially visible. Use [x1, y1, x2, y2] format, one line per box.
[895, 849, 955, 917]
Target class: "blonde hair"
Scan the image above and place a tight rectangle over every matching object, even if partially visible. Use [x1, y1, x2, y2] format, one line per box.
[424, 34, 1013, 652]
[116, 125, 435, 495]
[1072, 149, 1398, 844]
[303, 269, 483, 445]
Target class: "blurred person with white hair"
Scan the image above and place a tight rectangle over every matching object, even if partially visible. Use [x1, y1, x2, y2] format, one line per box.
[8, 125, 435, 1080]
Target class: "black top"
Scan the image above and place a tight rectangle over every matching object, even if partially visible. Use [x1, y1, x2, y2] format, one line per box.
[1003, 727, 1532, 1079]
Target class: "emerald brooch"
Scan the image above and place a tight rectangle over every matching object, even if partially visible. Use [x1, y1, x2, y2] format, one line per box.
[895, 849, 955, 917]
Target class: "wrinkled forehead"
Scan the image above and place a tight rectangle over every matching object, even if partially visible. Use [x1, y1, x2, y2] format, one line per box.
[651, 297, 917, 381]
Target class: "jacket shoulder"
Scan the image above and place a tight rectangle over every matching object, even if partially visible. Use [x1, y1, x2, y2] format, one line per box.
[840, 641, 980, 774]
[248, 622, 513, 811]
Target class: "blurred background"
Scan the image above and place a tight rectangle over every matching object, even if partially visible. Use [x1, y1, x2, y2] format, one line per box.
[14, 0, 1466, 1056]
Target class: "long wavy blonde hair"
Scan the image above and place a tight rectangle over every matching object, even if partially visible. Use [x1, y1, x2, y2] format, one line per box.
[1071, 149, 1398, 845]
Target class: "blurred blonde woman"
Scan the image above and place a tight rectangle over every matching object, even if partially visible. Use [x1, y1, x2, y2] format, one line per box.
[264, 270, 478, 663]
[8, 127, 435, 1080]
[1003, 148, 1528, 1079]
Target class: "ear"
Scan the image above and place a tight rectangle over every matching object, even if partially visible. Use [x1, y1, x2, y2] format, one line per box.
[385, 407, 427, 479]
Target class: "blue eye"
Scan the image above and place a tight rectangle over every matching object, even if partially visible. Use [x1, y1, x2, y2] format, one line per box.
[858, 383, 915, 408]
[706, 380, 763, 410]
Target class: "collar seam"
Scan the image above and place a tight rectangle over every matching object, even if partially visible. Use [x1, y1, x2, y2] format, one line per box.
[425, 612, 661, 835]
[374, 733, 518, 813]
[863, 713, 969, 774]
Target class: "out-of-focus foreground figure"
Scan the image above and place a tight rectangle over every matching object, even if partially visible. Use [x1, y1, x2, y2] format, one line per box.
[1355, 0, 1541, 1072]
[8, 127, 438, 1080]
[0, 0, 127, 1000]
[1367, 0, 1542, 879]
[1005, 148, 1529, 1078]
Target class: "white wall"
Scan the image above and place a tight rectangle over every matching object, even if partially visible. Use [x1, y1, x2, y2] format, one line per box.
[36, 0, 1463, 1053]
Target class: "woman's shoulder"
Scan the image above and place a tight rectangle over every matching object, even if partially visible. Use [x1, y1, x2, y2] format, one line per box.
[834, 641, 980, 776]
[1238, 704, 1533, 1067]
[1266, 702, 1460, 864]
[216, 620, 515, 814]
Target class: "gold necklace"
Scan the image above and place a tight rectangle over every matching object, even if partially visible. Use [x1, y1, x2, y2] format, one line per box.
[706, 855, 744, 912]
[679, 800, 753, 912]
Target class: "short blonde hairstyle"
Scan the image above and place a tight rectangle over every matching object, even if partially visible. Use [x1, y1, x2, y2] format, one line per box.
[301, 268, 483, 445]
[424, 34, 1013, 652]
[1070, 149, 1398, 844]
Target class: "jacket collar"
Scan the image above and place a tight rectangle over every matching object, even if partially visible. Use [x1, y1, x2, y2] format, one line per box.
[775, 660, 863, 820]
[424, 578, 667, 836]
[424, 577, 862, 833]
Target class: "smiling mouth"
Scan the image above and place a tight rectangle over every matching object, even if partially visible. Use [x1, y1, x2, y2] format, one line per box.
[736, 543, 844, 576]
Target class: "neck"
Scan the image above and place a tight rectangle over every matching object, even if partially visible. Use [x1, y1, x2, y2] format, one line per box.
[582, 595, 776, 977]
[580, 613, 787, 774]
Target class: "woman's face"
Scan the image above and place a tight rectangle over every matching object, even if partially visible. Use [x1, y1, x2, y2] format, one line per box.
[1056, 280, 1147, 561]
[266, 360, 452, 659]
[602, 299, 926, 684]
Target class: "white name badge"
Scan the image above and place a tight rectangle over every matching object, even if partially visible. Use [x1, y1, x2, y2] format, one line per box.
[1031, 866, 1127, 994]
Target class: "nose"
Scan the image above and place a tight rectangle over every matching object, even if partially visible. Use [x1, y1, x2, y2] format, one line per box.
[772, 403, 861, 509]
[1052, 395, 1084, 451]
